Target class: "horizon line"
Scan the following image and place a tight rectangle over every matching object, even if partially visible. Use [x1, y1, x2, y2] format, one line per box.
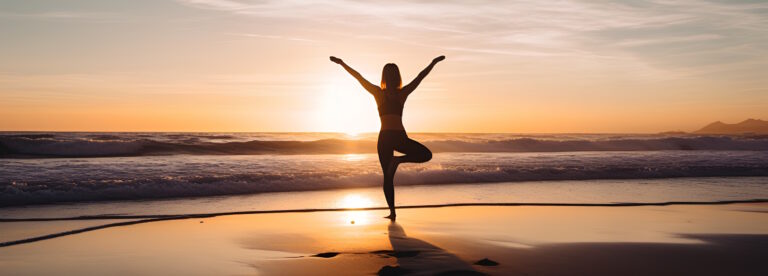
[0, 130, 692, 135]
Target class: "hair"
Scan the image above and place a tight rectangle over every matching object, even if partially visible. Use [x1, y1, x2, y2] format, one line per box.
[381, 63, 402, 90]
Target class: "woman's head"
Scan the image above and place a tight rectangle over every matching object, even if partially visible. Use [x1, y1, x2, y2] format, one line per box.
[381, 63, 402, 90]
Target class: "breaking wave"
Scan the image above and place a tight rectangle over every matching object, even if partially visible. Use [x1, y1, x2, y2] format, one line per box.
[2, 133, 768, 158]
[2, 132, 768, 206]
[2, 150, 768, 206]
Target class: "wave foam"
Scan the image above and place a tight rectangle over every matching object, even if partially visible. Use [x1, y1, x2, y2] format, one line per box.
[3, 151, 768, 206]
[3, 134, 768, 157]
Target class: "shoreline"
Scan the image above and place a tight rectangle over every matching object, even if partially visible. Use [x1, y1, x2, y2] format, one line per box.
[0, 175, 768, 209]
[4, 198, 768, 222]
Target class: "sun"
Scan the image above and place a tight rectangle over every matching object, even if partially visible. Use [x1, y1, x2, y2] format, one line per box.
[314, 78, 379, 135]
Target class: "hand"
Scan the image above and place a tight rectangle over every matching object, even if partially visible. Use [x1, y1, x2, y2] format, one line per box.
[432, 55, 445, 63]
[330, 56, 342, 64]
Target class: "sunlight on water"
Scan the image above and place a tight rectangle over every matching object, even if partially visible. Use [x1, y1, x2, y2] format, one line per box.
[342, 153, 367, 162]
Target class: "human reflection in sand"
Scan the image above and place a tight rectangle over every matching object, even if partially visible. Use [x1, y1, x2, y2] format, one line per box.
[380, 222, 480, 275]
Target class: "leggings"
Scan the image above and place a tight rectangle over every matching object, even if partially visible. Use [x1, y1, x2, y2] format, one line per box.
[378, 130, 432, 212]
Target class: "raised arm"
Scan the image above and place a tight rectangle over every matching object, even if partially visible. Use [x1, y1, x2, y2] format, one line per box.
[330, 56, 379, 94]
[402, 55, 445, 96]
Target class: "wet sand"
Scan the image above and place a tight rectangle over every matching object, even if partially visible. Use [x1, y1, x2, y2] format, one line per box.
[2, 203, 768, 275]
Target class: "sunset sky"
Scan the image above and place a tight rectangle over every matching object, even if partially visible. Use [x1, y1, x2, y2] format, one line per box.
[1, 0, 767, 133]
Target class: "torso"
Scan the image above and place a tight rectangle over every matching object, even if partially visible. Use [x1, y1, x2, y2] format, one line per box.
[380, 115, 404, 130]
[375, 89, 406, 131]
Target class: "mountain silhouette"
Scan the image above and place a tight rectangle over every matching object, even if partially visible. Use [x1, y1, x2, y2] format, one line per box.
[694, 119, 768, 134]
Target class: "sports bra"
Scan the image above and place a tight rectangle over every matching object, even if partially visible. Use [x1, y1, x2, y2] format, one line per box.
[377, 91, 404, 116]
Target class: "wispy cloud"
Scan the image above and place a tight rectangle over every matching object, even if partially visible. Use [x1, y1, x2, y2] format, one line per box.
[614, 34, 723, 47]
[174, 0, 768, 80]
[226, 32, 317, 43]
[0, 11, 116, 20]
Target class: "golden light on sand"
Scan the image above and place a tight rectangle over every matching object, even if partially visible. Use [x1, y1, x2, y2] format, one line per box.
[337, 194, 375, 226]
[342, 211, 371, 226]
[314, 78, 379, 135]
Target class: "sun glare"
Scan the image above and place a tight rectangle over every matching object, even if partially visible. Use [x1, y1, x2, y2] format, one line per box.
[338, 194, 374, 209]
[337, 194, 375, 226]
[315, 78, 379, 135]
[342, 154, 366, 162]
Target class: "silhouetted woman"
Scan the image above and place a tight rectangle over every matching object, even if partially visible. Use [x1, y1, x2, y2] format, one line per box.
[331, 55, 445, 219]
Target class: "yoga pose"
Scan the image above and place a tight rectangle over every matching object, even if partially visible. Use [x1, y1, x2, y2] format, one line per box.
[331, 55, 445, 219]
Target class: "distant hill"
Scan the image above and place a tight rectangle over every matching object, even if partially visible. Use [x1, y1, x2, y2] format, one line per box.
[694, 119, 768, 134]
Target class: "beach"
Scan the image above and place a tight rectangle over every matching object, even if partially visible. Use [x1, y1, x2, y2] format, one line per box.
[4, 0, 768, 274]
[2, 199, 768, 275]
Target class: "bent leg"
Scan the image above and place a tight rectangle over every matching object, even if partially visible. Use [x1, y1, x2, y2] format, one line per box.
[394, 137, 432, 164]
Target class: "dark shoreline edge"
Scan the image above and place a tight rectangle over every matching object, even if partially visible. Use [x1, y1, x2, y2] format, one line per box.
[3, 199, 768, 222]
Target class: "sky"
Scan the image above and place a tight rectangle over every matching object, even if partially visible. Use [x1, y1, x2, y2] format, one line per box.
[1, 0, 767, 133]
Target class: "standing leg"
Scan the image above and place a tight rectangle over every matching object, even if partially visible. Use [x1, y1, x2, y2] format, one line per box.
[378, 132, 397, 219]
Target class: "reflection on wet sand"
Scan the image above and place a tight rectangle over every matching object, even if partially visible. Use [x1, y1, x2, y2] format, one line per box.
[2, 204, 768, 275]
[380, 221, 481, 275]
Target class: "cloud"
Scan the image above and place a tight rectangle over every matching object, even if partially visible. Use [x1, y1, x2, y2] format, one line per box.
[4, 0, 766, 82]
[226, 32, 317, 43]
[173, 0, 768, 78]
[613, 34, 723, 47]
[0, 11, 116, 20]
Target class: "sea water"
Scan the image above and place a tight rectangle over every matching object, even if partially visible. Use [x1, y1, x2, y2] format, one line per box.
[1, 132, 768, 217]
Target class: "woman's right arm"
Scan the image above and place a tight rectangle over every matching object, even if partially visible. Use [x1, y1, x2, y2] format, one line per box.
[330, 56, 379, 94]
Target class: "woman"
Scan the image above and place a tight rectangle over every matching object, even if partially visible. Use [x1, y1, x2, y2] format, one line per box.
[330, 55, 445, 219]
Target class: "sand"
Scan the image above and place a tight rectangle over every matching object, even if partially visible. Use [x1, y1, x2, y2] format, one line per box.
[2, 203, 768, 275]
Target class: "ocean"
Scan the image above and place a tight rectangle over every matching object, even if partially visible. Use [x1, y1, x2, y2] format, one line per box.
[2, 132, 768, 213]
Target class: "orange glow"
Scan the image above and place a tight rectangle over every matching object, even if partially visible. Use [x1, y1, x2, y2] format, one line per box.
[1, 1, 766, 133]
[3, 204, 768, 274]
[313, 78, 380, 135]
[337, 194, 375, 209]
[336, 194, 376, 226]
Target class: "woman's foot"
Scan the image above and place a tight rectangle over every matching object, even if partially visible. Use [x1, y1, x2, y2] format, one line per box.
[384, 213, 397, 220]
